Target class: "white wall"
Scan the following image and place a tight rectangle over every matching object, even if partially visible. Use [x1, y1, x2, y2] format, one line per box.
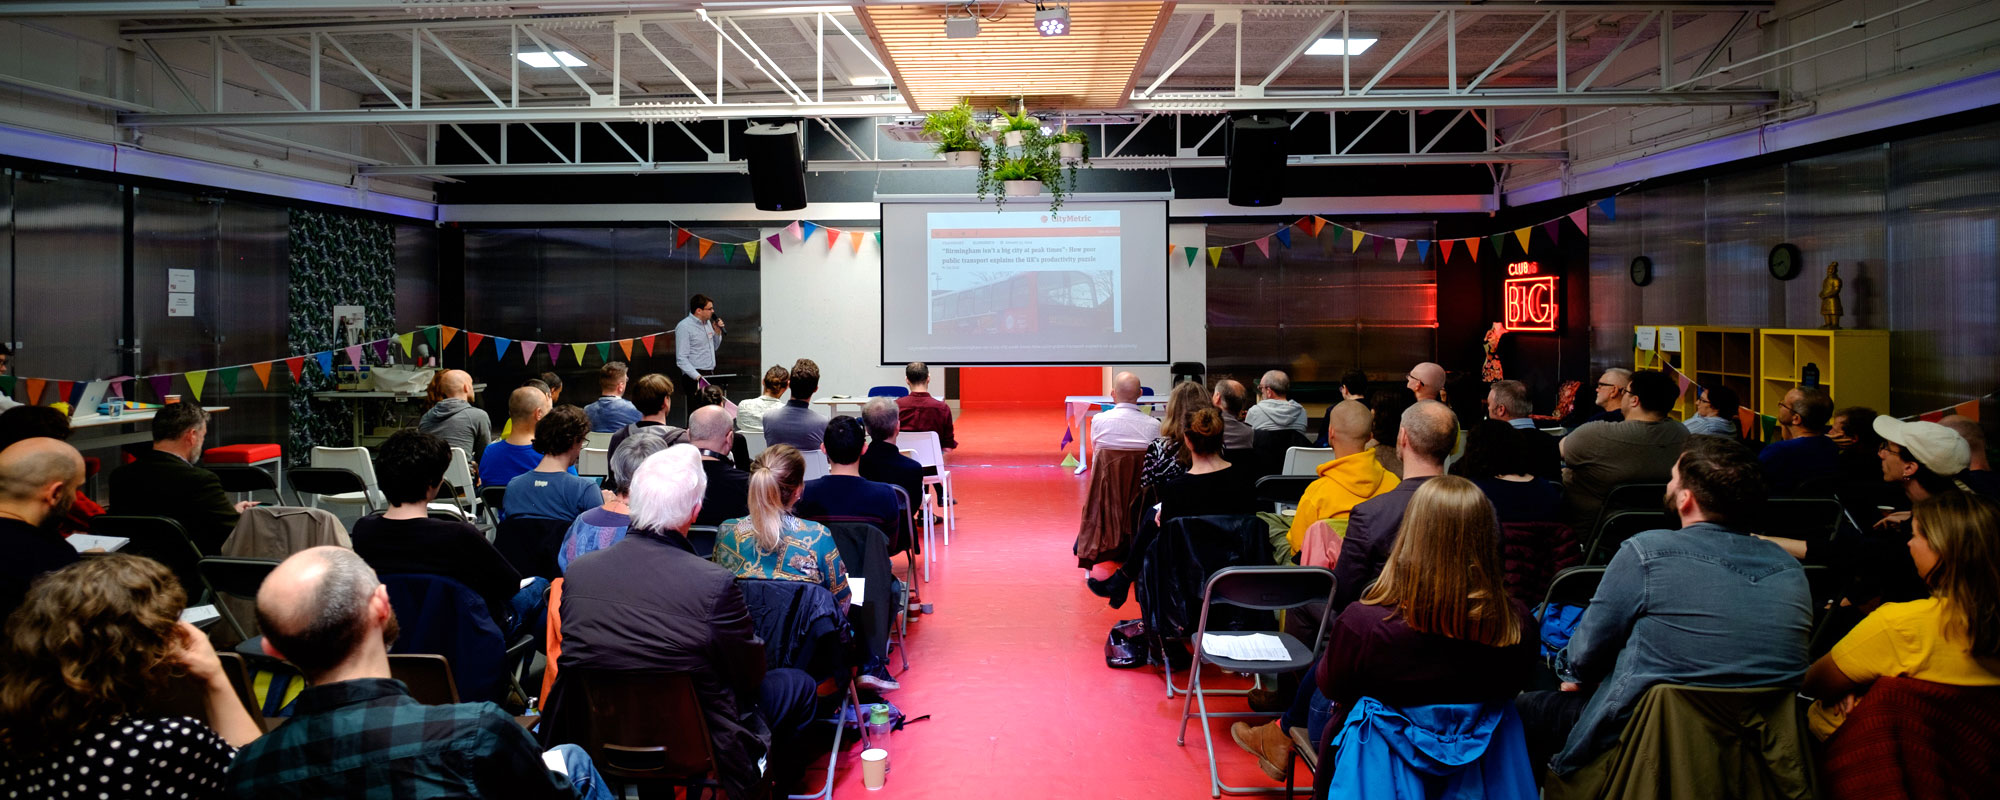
[1106, 221, 1207, 392]
[757, 226, 909, 399]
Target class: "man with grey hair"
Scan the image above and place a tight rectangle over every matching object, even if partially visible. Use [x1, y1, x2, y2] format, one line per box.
[1246, 369, 1307, 433]
[860, 396, 926, 516]
[230, 546, 612, 799]
[0, 437, 84, 617]
[690, 405, 751, 526]
[1488, 379, 1562, 481]
[546, 444, 818, 799]
[109, 401, 256, 553]
[1212, 378, 1255, 450]
[1332, 400, 1464, 613]
[1565, 367, 1633, 430]
[557, 426, 675, 572]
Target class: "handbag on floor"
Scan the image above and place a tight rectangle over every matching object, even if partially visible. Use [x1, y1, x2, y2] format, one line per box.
[1105, 619, 1146, 669]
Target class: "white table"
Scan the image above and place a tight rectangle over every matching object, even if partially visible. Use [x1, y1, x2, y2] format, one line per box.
[312, 384, 485, 446]
[70, 406, 231, 450]
[1064, 395, 1167, 474]
[811, 397, 872, 415]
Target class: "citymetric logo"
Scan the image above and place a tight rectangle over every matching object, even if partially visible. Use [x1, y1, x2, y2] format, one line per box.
[1043, 213, 1094, 224]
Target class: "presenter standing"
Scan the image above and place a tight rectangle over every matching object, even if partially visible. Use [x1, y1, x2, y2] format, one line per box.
[675, 293, 724, 424]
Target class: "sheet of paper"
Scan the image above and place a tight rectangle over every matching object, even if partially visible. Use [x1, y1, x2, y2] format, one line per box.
[1201, 633, 1292, 661]
[520, 577, 537, 590]
[541, 749, 570, 776]
[848, 577, 867, 606]
[1659, 326, 1683, 352]
[67, 534, 129, 553]
[1635, 326, 1658, 350]
[180, 605, 220, 625]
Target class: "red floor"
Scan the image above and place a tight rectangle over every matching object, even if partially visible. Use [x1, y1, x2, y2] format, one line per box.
[829, 407, 1280, 799]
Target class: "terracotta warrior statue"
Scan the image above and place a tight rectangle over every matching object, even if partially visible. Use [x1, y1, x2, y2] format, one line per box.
[1820, 262, 1843, 330]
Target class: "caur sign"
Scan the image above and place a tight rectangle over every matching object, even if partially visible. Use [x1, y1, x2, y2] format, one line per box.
[1503, 261, 1559, 332]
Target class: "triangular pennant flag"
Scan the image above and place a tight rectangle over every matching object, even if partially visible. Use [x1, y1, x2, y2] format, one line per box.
[1228, 244, 1247, 265]
[314, 351, 333, 377]
[767, 233, 784, 253]
[1491, 233, 1508, 258]
[398, 332, 415, 356]
[874, 232, 882, 246]
[676, 228, 692, 249]
[217, 366, 238, 395]
[344, 345, 363, 366]
[1920, 410, 1946, 423]
[1568, 208, 1590, 236]
[1955, 400, 1981, 421]
[722, 243, 736, 264]
[745, 241, 760, 262]
[641, 334, 657, 356]
[1394, 238, 1408, 261]
[1544, 220, 1562, 244]
[1440, 238, 1456, 263]
[1207, 247, 1223, 267]
[1514, 227, 1533, 252]
[147, 376, 172, 401]
[252, 362, 273, 389]
[850, 231, 865, 254]
[546, 342, 561, 363]
[1466, 237, 1481, 262]
[25, 378, 47, 405]
[468, 332, 486, 355]
[1185, 246, 1199, 267]
[618, 339, 634, 359]
[0, 376, 12, 400]
[826, 231, 841, 253]
[572, 343, 588, 364]
[1350, 228, 1365, 253]
[372, 339, 390, 363]
[797, 221, 815, 241]
[492, 337, 511, 359]
[1374, 235, 1383, 259]
[520, 342, 538, 366]
[60, 381, 81, 406]
[285, 357, 305, 382]
[1600, 197, 1616, 221]
[698, 238, 714, 259]
[1275, 228, 1292, 248]
[1416, 239, 1431, 262]
[595, 342, 612, 363]
[47, 380, 69, 406]
[109, 378, 126, 399]
[1312, 217, 1328, 236]
[1253, 237, 1271, 259]
[440, 326, 458, 353]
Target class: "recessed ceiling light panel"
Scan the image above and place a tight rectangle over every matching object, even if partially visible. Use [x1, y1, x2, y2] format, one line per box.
[517, 51, 587, 68]
[1305, 36, 1379, 56]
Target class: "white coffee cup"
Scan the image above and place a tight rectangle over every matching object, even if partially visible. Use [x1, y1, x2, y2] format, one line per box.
[861, 748, 888, 790]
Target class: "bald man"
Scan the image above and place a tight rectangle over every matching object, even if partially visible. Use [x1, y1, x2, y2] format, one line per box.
[231, 547, 610, 799]
[1285, 400, 1400, 559]
[1090, 371, 1161, 453]
[478, 385, 554, 488]
[1212, 379, 1254, 450]
[690, 405, 751, 527]
[418, 369, 493, 461]
[0, 438, 84, 616]
[1407, 362, 1447, 402]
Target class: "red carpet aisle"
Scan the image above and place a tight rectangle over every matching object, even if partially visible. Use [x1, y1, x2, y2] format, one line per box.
[833, 408, 1276, 799]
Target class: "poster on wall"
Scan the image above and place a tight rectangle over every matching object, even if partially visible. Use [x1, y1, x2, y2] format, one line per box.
[333, 305, 367, 348]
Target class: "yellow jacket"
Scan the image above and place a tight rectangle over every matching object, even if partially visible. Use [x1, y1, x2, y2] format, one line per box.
[1287, 447, 1400, 555]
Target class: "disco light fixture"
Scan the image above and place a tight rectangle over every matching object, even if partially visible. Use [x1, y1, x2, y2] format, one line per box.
[1036, 6, 1069, 36]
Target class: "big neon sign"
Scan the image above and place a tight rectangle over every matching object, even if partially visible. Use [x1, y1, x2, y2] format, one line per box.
[1503, 261, 1559, 332]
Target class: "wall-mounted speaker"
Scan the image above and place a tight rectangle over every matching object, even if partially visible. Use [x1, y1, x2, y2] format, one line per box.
[743, 122, 808, 211]
[1226, 113, 1289, 207]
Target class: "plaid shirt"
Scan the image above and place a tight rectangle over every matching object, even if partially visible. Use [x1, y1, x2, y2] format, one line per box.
[226, 678, 575, 799]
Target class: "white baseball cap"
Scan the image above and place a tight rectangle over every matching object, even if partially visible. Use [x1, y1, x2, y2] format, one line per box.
[1873, 416, 1971, 476]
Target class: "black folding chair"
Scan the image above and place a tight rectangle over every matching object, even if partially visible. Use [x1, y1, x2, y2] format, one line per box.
[287, 467, 376, 514]
[685, 524, 720, 559]
[1756, 497, 1847, 545]
[1254, 475, 1315, 513]
[1176, 565, 1337, 798]
[1584, 510, 1677, 565]
[198, 556, 280, 644]
[1539, 566, 1609, 614]
[1587, 482, 1669, 552]
[208, 464, 285, 506]
[389, 653, 461, 705]
[92, 515, 214, 605]
[478, 485, 507, 535]
[567, 670, 722, 797]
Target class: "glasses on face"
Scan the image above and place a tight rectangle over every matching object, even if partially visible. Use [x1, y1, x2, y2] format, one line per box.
[1596, 382, 1622, 391]
[1879, 441, 1903, 457]
[1779, 402, 1795, 416]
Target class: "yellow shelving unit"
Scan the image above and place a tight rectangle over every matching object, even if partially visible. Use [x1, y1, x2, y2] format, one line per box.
[1634, 325, 1757, 421]
[1756, 328, 1890, 427]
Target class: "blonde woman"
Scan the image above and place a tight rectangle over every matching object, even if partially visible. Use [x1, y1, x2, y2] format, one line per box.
[711, 443, 851, 609]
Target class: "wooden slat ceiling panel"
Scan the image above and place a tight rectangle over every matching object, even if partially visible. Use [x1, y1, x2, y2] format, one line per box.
[859, 2, 1171, 111]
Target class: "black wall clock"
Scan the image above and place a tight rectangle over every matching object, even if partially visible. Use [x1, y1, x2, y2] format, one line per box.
[1629, 256, 1653, 286]
[1769, 243, 1803, 281]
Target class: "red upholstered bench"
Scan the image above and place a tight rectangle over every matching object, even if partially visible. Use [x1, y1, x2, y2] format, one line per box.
[204, 444, 286, 504]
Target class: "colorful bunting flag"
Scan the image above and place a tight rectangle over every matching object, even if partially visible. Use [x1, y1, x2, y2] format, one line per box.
[1568, 208, 1589, 236]
[217, 367, 238, 395]
[185, 370, 208, 402]
[618, 339, 634, 359]
[785, 221, 802, 241]
[1394, 238, 1408, 261]
[722, 243, 736, 263]
[109, 379, 125, 399]
[0, 376, 12, 400]
[1600, 197, 1616, 221]
[1184, 246, 1199, 267]
[372, 339, 390, 363]
[519, 342, 538, 366]
[313, 352, 333, 377]
[148, 376, 172, 400]
[344, 345, 363, 367]
[851, 231, 865, 254]
[641, 335, 657, 356]
[1374, 236, 1383, 259]
[1956, 400, 1980, 422]
[1466, 237, 1481, 262]
[286, 357, 306, 382]
[252, 362, 273, 389]
[1207, 247, 1223, 267]
[676, 229, 692, 248]
[595, 342, 612, 363]
[467, 332, 485, 355]
[66, 381, 85, 406]
[745, 241, 760, 262]
[398, 332, 415, 356]
[1416, 239, 1431, 262]
[1440, 239, 1456, 263]
[1253, 237, 1270, 259]
[1350, 228, 1364, 253]
[874, 232, 882, 246]
[800, 221, 818, 241]
[571, 343, 588, 364]
[767, 233, 784, 253]
[697, 238, 714, 259]
[1275, 228, 1292, 249]
[24, 378, 46, 405]
[826, 231, 840, 253]
[545, 342, 561, 363]
[492, 337, 510, 359]
[440, 326, 458, 353]
[1514, 227, 1533, 252]
[1312, 217, 1328, 236]
[1491, 233, 1508, 258]
[1228, 244, 1246, 265]
[1544, 220, 1562, 244]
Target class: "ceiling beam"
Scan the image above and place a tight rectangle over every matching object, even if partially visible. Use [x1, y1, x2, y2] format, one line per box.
[358, 149, 1569, 176]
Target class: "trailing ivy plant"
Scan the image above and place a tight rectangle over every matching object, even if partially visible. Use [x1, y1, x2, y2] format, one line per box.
[1052, 129, 1091, 190]
[975, 128, 1078, 211]
[921, 99, 983, 155]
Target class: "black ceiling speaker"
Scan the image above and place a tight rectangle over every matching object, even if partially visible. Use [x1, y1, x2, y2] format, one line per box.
[743, 122, 807, 211]
[1226, 112, 1289, 207]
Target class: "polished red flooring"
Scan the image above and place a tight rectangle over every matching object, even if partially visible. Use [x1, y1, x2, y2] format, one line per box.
[831, 407, 1277, 799]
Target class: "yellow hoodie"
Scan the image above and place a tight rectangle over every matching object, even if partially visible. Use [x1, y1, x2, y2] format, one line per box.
[1286, 447, 1400, 555]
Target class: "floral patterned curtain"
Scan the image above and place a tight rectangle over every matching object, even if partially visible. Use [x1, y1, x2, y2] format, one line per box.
[287, 209, 397, 465]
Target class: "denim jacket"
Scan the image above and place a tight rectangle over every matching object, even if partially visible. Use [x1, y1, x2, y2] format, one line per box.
[1552, 521, 1812, 774]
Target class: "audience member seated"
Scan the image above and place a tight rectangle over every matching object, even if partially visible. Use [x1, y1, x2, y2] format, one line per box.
[561, 427, 678, 573]
[1455, 420, 1564, 525]
[1316, 370, 1372, 447]
[231, 547, 610, 799]
[712, 444, 851, 608]
[1158, 408, 1256, 523]
[1332, 400, 1459, 612]
[546, 445, 817, 800]
[0, 555, 261, 797]
[691, 384, 752, 471]
[859, 397, 927, 515]
[604, 373, 685, 455]
[1368, 387, 1418, 479]
[1517, 436, 1811, 778]
[683, 405, 752, 527]
[1142, 381, 1209, 490]
[1076, 373, 1158, 569]
[417, 369, 492, 462]
[1941, 414, 1999, 497]
[0, 438, 83, 617]
[1211, 378, 1255, 451]
[896, 361, 956, 453]
[1761, 385, 1841, 494]
[1406, 361, 1446, 403]
[1484, 379, 1561, 481]
[736, 364, 790, 434]
[503, 405, 603, 525]
[1562, 368, 1631, 431]
[1246, 370, 1307, 433]
[1233, 477, 1538, 790]
[1093, 371, 1163, 454]
[1286, 400, 1398, 564]
[108, 403, 257, 553]
[540, 371, 565, 404]
[762, 358, 826, 452]
[1559, 369, 1689, 530]
[583, 361, 642, 434]
[352, 430, 543, 635]
[0, 405, 105, 534]
[481, 385, 555, 488]
[797, 416, 901, 526]
[1803, 491, 2000, 739]
[1683, 385, 1742, 439]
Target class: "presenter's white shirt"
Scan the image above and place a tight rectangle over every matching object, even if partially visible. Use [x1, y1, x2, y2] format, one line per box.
[1090, 403, 1162, 452]
[675, 313, 722, 380]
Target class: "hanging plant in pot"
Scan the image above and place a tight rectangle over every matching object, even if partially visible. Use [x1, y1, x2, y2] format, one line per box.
[1053, 129, 1089, 160]
[991, 106, 1041, 147]
[976, 132, 1075, 211]
[922, 99, 984, 167]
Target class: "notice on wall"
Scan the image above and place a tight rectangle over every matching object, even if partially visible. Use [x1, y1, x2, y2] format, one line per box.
[167, 293, 195, 317]
[167, 269, 196, 293]
[1635, 326, 1658, 351]
[1659, 327, 1682, 353]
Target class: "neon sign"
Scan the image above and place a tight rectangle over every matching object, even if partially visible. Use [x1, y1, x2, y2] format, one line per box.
[1504, 262, 1559, 332]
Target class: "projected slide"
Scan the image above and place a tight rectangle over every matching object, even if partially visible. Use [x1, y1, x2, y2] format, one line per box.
[881, 201, 1168, 365]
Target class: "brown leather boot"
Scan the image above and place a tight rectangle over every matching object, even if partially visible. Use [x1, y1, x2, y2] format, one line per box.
[1229, 720, 1293, 782]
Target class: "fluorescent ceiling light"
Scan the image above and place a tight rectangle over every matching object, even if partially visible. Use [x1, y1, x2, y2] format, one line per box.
[1306, 36, 1379, 56]
[852, 75, 891, 86]
[517, 51, 587, 68]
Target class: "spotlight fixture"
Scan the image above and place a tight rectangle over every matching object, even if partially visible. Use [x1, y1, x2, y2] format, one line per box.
[1036, 6, 1069, 36]
[945, 14, 980, 39]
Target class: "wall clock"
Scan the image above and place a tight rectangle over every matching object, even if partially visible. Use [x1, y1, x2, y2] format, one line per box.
[1629, 256, 1653, 286]
[1769, 243, 1803, 281]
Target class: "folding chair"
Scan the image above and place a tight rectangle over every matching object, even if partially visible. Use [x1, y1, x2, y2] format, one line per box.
[288, 466, 377, 516]
[309, 446, 386, 510]
[208, 464, 284, 506]
[740, 430, 768, 460]
[801, 449, 830, 481]
[901, 430, 955, 540]
[1758, 497, 1846, 544]
[578, 447, 610, 478]
[1177, 565, 1337, 797]
[584, 431, 614, 451]
[567, 670, 723, 797]
[1586, 483, 1669, 552]
[1281, 447, 1336, 476]
[444, 447, 480, 518]
[889, 485, 931, 584]
[92, 515, 215, 605]
[198, 556, 280, 644]
[685, 524, 719, 559]
[1254, 475, 1315, 514]
[146, 651, 266, 735]
[1539, 566, 1608, 616]
[389, 653, 461, 704]
[1583, 510, 1676, 565]
[478, 485, 506, 534]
